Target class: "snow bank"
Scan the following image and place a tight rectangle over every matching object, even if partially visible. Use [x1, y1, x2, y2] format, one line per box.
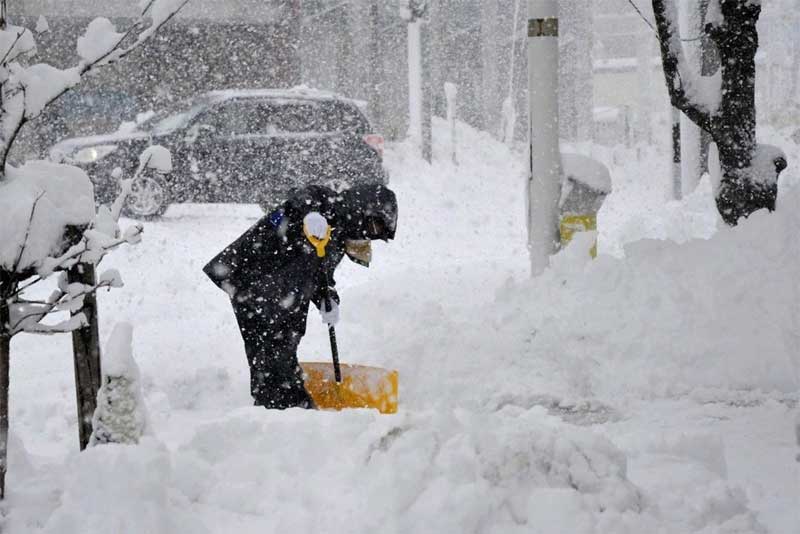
[496, 183, 800, 400]
[5, 438, 207, 534]
[9, 405, 766, 534]
[3, 118, 792, 533]
[178, 407, 646, 533]
[0, 161, 94, 273]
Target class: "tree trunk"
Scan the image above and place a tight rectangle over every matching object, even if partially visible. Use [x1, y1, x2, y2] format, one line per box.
[0, 299, 10, 500]
[708, 2, 766, 225]
[699, 0, 720, 174]
[653, 0, 770, 225]
[68, 263, 102, 451]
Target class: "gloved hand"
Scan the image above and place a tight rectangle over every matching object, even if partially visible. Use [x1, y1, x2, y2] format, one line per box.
[303, 212, 329, 239]
[319, 299, 339, 326]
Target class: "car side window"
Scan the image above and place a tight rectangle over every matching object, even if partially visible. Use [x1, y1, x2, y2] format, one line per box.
[206, 101, 263, 136]
[264, 103, 318, 134]
[320, 102, 367, 134]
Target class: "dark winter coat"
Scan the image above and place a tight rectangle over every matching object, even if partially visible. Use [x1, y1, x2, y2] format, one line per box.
[202, 183, 397, 409]
[204, 183, 397, 309]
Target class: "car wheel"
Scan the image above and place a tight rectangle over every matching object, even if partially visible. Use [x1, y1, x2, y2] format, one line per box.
[123, 173, 169, 219]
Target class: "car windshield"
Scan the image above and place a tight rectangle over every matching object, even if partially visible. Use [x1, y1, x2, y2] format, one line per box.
[142, 96, 212, 134]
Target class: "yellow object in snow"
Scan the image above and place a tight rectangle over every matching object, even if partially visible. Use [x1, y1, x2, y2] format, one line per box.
[560, 214, 598, 258]
[301, 362, 398, 414]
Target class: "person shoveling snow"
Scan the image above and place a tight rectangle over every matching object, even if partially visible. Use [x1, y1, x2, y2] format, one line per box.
[203, 183, 398, 410]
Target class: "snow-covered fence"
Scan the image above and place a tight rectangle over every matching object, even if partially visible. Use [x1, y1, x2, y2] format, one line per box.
[0, 0, 188, 500]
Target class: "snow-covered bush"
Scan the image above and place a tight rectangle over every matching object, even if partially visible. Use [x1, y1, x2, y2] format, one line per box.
[91, 323, 148, 446]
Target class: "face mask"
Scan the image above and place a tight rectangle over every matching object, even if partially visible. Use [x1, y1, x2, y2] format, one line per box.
[345, 239, 372, 267]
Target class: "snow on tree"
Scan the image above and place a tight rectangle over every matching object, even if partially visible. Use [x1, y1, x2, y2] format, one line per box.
[0, 0, 188, 499]
[90, 323, 148, 446]
[652, 0, 788, 225]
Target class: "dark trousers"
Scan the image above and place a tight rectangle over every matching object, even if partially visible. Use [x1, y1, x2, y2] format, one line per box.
[232, 300, 315, 409]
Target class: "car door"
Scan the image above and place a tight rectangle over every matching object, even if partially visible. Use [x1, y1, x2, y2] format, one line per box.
[179, 108, 227, 202]
[184, 100, 270, 203]
[267, 101, 330, 194]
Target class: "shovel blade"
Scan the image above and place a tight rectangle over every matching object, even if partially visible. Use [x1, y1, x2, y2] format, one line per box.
[300, 362, 398, 414]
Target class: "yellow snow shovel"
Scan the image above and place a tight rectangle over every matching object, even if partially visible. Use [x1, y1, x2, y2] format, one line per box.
[300, 222, 399, 414]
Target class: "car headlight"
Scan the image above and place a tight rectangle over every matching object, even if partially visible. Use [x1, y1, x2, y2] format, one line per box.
[70, 144, 118, 164]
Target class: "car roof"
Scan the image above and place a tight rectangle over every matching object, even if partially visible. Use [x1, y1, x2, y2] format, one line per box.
[202, 87, 367, 111]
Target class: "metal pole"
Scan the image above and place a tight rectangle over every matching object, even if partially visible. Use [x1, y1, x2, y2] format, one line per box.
[672, 106, 682, 200]
[527, 0, 562, 276]
[407, 18, 422, 157]
[421, 17, 432, 163]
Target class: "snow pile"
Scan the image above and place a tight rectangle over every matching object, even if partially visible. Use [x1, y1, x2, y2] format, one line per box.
[178, 409, 641, 533]
[0, 161, 94, 273]
[2, 118, 793, 533]
[8, 406, 766, 534]
[91, 323, 148, 446]
[5, 438, 206, 534]
[492, 184, 800, 401]
[628, 431, 767, 534]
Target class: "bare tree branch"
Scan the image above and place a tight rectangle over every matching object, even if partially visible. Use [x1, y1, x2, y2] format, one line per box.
[11, 191, 45, 274]
[0, 29, 27, 67]
[1, 83, 27, 169]
[0, 0, 191, 169]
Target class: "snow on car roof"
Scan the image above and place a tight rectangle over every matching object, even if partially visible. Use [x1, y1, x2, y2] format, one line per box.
[203, 86, 368, 110]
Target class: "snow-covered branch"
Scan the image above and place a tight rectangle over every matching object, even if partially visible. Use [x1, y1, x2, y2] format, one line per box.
[0, 0, 190, 169]
[2, 150, 151, 337]
[651, 0, 717, 133]
[8, 271, 121, 335]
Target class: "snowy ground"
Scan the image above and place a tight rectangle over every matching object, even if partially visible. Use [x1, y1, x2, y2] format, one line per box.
[2, 120, 798, 533]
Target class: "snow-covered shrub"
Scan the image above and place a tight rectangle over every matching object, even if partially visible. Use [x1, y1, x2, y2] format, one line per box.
[90, 323, 148, 446]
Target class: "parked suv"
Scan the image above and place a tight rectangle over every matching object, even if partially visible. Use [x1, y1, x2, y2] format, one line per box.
[49, 88, 388, 218]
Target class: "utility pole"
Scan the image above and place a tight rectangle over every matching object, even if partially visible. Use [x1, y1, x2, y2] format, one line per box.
[402, 0, 432, 162]
[367, 0, 385, 134]
[527, 0, 562, 276]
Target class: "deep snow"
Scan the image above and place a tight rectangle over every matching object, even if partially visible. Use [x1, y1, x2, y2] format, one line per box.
[1, 119, 798, 533]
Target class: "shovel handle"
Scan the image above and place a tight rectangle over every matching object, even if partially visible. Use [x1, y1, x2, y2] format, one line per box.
[322, 270, 342, 383]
